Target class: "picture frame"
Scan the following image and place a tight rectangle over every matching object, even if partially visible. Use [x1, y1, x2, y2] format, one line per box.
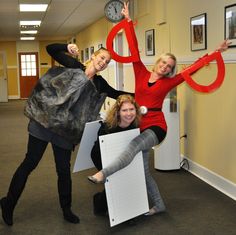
[90, 46, 94, 55]
[145, 29, 155, 56]
[190, 13, 207, 51]
[225, 4, 236, 47]
[80, 50, 84, 63]
[85, 48, 89, 61]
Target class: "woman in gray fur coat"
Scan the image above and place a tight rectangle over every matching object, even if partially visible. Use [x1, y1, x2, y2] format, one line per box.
[0, 43, 132, 226]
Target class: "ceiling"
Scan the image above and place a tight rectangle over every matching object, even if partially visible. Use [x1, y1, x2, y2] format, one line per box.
[0, 0, 109, 41]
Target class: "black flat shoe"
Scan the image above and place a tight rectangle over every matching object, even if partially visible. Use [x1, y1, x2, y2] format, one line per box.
[0, 197, 13, 226]
[63, 208, 80, 224]
[87, 176, 105, 184]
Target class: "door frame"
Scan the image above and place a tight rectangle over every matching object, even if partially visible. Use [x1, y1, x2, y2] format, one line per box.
[0, 51, 8, 102]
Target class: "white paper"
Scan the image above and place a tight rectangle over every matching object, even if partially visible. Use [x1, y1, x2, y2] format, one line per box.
[73, 120, 101, 172]
[99, 128, 149, 227]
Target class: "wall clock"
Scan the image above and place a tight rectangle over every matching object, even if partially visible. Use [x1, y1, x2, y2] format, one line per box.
[104, 0, 124, 23]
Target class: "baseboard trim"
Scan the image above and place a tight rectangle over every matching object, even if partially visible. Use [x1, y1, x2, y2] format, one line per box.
[8, 95, 20, 99]
[181, 155, 236, 201]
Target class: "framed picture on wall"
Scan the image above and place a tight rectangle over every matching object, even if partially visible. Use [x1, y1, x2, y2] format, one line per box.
[145, 29, 155, 56]
[190, 13, 207, 51]
[90, 46, 94, 55]
[85, 48, 89, 61]
[80, 50, 84, 63]
[225, 4, 236, 47]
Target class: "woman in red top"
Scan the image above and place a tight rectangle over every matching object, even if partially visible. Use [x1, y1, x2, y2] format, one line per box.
[88, 2, 230, 214]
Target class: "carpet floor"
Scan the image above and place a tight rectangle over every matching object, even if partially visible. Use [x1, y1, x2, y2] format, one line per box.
[0, 100, 236, 235]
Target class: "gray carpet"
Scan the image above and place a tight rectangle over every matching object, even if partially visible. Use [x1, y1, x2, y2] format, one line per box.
[0, 100, 236, 235]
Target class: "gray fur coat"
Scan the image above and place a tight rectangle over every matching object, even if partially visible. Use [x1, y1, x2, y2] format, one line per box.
[24, 66, 106, 145]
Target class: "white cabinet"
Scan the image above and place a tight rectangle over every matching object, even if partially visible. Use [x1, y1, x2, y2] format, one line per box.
[154, 98, 180, 170]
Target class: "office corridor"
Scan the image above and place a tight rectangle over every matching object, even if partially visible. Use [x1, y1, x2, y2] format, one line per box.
[0, 100, 236, 235]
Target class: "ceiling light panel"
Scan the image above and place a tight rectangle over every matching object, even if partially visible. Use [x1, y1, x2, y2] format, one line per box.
[20, 37, 35, 40]
[20, 4, 48, 12]
[20, 30, 37, 34]
[20, 21, 41, 26]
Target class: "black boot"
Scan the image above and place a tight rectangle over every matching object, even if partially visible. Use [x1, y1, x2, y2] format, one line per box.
[93, 191, 108, 216]
[62, 208, 80, 224]
[0, 197, 14, 226]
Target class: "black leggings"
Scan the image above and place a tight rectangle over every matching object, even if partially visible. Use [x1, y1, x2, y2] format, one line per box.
[5, 134, 72, 210]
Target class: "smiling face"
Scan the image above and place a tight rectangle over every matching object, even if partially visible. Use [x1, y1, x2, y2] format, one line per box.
[156, 57, 175, 76]
[153, 53, 177, 78]
[118, 101, 137, 128]
[105, 94, 141, 130]
[91, 49, 111, 72]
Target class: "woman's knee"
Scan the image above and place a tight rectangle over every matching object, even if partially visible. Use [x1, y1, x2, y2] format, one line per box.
[21, 153, 42, 171]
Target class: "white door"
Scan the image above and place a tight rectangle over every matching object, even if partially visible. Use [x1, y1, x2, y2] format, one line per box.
[0, 51, 8, 102]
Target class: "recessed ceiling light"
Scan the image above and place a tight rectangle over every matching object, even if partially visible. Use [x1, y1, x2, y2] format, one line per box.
[20, 30, 38, 34]
[20, 4, 48, 12]
[20, 21, 41, 26]
[20, 37, 35, 40]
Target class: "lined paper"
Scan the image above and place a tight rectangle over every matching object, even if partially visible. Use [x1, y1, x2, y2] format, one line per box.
[100, 128, 149, 227]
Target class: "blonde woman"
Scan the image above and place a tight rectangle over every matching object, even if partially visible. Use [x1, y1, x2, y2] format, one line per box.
[91, 94, 140, 216]
[0, 43, 132, 226]
[91, 94, 141, 178]
[90, 94, 166, 216]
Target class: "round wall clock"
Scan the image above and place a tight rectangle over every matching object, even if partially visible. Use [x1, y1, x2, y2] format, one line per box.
[104, 0, 124, 23]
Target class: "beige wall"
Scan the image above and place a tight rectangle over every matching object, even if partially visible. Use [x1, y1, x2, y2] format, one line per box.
[0, 40, 66, 98]
[0, 42, 18, 97]
[1, 0, 236, 186]
[164, 0, 236, 183]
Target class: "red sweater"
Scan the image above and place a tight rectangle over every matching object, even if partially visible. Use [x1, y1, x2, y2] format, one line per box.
[133, 61, 184, 131]
[128, 20, 185, 131]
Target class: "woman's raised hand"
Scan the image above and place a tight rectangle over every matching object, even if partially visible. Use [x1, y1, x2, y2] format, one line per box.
[215, 39, 232, 53]
[67, 44, 79, 56]
[121, 1, 131, 21]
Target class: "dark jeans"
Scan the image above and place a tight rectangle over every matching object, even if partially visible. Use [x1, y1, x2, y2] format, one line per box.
[5, 134, 72, 210]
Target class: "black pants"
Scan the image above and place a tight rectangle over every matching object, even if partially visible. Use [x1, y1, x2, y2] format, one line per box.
[5, 134, 72, 210]
[91, 147, 108, 215]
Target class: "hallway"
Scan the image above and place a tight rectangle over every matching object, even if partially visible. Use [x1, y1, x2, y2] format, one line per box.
[0, 100, 236, 235]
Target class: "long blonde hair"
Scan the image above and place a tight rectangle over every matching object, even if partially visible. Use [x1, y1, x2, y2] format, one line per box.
[152, 53, 177, 77]
[83, 47, 111, 68]
[105, 94, 141, 129]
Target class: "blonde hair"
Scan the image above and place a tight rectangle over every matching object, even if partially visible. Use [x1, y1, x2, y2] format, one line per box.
[83, 47, 111, 68]
[105, 94, 141, 129]
[152, 53, 177, 78]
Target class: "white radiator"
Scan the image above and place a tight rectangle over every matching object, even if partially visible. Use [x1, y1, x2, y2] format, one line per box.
[154, 98, 180, 170]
